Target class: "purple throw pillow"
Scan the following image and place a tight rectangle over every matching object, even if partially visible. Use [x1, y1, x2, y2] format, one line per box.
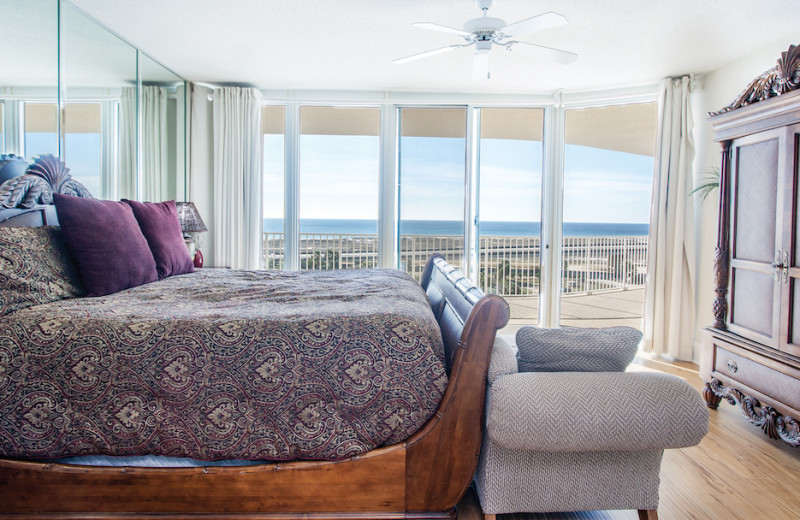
[123, 199, 194, 279]
[53, 193, 157, 296]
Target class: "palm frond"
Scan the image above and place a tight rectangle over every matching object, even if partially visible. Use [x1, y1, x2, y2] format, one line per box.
[690, 168, 720, 201]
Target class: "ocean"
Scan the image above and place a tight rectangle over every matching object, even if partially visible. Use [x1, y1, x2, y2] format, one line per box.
[263, 219, 648, 237]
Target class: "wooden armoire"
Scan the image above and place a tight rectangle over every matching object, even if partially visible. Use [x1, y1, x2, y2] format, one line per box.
[703, 44, 800, 446]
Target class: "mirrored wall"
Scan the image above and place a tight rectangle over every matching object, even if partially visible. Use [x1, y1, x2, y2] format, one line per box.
[0, 0, 186, 202]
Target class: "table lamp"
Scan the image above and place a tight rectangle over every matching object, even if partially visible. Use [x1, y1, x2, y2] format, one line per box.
[175, 202, 208, 268]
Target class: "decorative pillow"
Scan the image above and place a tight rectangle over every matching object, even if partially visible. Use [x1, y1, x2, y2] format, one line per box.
[0, 226, 85, 316]
[53, 193, 157, 296]
[122, 199, 193, 279]
[516, 326, 642, 372]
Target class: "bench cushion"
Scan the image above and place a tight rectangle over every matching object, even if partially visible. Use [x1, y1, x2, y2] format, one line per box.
[516, 326, 641, 372]
[486, 371, 708, 451]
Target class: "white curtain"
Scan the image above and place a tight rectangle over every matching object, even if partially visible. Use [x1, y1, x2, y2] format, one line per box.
[118, 87, 137, 200]
[141, 86, 169, 202]
[643, 76, 696, 360]
[188, 83, 215, 267]
[212, 87, 263, 270]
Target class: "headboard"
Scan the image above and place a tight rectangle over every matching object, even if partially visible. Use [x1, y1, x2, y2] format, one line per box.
[0, 154, 93, 228]
[420, 253, 489, 374]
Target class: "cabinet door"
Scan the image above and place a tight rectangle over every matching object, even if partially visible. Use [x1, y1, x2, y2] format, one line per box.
[728, 129, 783, 348]
[781, 123, 800, 358]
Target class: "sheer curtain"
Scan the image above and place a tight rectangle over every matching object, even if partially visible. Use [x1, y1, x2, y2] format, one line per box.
[141, 86, 168, 202]
[118, 87, 137, 200]
[117, 86, 168, 201]
[643, 76, 696, 360]
[212, 87, 263, 270]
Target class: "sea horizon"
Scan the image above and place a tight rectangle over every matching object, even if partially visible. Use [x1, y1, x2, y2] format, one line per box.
[263, 219, 648, 237]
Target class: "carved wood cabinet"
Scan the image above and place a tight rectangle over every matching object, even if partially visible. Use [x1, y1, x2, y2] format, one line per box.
[704, 60, 800, 446]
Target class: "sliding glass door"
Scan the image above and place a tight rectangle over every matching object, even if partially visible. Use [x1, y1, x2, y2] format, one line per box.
[477, 108, 544, 326]
[262, 105, 286, 269]
[398, 107, 467, 279]
[560, 103, 657, 330]
[298, 106, 380, 270]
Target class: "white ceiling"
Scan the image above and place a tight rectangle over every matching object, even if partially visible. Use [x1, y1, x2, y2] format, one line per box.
[67, 0, 800, 95]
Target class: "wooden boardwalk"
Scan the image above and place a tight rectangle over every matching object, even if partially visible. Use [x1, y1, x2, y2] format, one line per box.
[502, 288, 644, 335]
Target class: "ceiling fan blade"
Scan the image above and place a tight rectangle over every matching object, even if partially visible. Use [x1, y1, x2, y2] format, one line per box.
[393, 44, 464, 65]
[511, 41, 577, 65]
[472, 52, 490, 80]
[501, 11, 568, 38]
[412, 22, 472, 37]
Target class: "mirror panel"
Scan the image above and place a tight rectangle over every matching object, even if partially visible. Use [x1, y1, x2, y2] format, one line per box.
[139, 53, 186, 202]
[0, 0, 187, 202]
[62, 0, 137, 199]
[0, 0, 59, 159]
[0, 102, 5, 153]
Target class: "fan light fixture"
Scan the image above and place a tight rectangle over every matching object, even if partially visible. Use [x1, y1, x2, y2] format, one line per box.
[393, 0, 577, 80]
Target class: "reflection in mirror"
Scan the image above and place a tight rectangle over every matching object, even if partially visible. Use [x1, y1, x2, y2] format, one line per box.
[0, 0, 187, 202]
[0, 0, 59, 159]
[0, 103, 5, 153]
[24, 103, 59, 158]
[138, 53, 186, 202]
[62, 0, 137, 199]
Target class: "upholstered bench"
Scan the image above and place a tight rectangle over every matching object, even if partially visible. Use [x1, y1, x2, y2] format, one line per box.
[474, 329, 709, 520]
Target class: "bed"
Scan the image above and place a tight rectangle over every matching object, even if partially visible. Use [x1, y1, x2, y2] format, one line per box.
[0, 157, 509, 519]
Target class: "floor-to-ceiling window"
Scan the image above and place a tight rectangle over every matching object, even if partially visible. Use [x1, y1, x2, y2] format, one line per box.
[298, 106, 380, 270]
[560, 102, 657, 330]
[477, 107, 544, 326]
[398, 107, 467, 278]
[263, 105, 286, 269]
[260, 97, 658, 332]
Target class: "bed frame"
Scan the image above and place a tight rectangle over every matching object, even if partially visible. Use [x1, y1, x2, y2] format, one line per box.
[0, 161, 510, 519]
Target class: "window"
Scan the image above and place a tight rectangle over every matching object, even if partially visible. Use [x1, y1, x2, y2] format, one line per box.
[23, 102, 58, 159]
[398, 107, 467, 279]
[477, 108, 544, 325]
[63, 103, 102, 197]
[258, 96, 659, 333]
[298, 106, 380, 270]
[560, 103, 657, 330]
[263, 105, 285, 269]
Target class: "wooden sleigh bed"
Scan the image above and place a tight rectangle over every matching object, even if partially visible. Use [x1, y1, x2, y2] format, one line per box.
[0, 158, 510, 519]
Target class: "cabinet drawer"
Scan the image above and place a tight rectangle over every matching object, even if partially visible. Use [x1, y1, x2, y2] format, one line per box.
[713, 342, 800, 411]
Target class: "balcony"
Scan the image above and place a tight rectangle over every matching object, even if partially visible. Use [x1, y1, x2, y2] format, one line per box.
[264, 233, 647, 331]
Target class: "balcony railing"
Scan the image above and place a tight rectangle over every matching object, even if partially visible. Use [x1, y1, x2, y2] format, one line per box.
[263, 233, 648, 297]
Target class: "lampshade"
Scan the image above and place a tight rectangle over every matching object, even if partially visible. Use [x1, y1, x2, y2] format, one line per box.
[175, 202, 208, 234]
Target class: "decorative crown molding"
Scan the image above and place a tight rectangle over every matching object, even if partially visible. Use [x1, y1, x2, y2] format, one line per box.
[0, 154, 93, 209]
[710, 44, 800, 116]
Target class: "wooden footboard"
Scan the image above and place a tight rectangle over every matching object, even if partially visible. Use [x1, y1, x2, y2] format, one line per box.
[0, 253, 510, 519]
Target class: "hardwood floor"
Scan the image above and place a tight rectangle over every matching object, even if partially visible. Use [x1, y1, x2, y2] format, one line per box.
[457, 358, 800, 520]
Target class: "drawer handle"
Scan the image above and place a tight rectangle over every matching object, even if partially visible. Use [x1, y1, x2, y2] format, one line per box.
[727, 359, 738, 373]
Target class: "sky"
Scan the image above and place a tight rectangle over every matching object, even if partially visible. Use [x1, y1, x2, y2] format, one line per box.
[264, 134, 654, 224]
[19, 126, 654, 228]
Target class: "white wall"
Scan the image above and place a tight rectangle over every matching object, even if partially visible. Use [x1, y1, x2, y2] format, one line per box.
[691, 36, 797, 364]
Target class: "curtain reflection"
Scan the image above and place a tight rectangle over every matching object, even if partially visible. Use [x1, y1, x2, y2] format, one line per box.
[119, 87, 137, 199]
[118, 86, 169, 201]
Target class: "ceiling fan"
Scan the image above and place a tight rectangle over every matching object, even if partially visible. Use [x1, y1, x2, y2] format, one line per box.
[393, 0, 577, 80]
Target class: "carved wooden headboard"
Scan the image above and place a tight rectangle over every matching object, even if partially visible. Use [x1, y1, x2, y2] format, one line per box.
[0, 154, 93, 228]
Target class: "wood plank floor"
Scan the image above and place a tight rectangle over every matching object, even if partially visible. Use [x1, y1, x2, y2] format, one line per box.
[457, 357, 800, 520]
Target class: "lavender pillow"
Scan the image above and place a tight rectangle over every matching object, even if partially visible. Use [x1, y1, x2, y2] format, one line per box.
[123, 199, 193, 279]
[53, 194, 157, 296]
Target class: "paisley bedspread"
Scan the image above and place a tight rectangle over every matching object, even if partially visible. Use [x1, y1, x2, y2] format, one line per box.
[0, 268, 447, 461]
